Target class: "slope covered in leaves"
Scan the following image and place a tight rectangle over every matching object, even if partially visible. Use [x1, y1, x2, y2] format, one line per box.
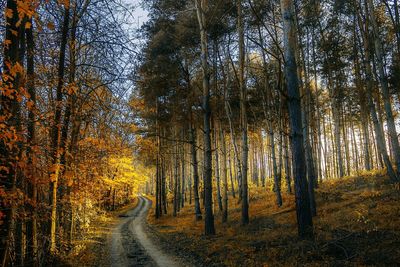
[147, 173, 400, 266]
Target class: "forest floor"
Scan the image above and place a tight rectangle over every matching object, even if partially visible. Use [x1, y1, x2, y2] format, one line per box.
[147, 172, 400, 266]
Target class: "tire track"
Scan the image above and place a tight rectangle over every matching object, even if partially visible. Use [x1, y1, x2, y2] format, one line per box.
[109, 196, 183, 267]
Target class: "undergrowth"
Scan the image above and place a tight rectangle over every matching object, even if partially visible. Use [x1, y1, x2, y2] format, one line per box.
[148, 172, 400, 266]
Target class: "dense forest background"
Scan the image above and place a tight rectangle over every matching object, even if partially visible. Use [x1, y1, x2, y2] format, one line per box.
[138, 0, 400, 236]
[0, 0, 400, 266]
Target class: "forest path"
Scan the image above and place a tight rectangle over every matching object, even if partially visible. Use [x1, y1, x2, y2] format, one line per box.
[109, 196, 183, 267]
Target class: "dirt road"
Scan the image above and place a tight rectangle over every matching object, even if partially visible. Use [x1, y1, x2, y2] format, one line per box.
[109, 196, 183, 267]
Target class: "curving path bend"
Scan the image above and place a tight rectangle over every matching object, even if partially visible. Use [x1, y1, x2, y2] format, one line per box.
[109, 196, 183, 267]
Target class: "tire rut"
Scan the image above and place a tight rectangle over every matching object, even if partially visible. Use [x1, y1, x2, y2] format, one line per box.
[110, 196, 182, 267]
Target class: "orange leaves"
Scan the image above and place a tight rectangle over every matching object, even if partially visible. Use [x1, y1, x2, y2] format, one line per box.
[26, 100, 35, 110]
[5, 8, 13, 19]
[3, 61, 24, 78]
[65, 84, 78, 95]
[50, 173, 58, 183]
[64, 171, 74, 186]
[0, 126, 18, 144]
[16, 0, 37, 20]
[57, 0, 71, 9]
[0, 166, 10, 175]
[4, 39, 12, 48]
[47, 22, 55, 30]
[49, 163, 61, 183]
[1, 87, 17, 99]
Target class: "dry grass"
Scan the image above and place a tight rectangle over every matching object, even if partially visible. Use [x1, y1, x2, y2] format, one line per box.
[148, 172, 400, 266]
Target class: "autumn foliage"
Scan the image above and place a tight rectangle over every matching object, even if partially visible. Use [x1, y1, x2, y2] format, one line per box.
[0, 1, 148, 266]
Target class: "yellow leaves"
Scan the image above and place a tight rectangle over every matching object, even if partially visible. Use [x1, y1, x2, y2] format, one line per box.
[25, 21, 31, 29]
[106, 155, 150, 192]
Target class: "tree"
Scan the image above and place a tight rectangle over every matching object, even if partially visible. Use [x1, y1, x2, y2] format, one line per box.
[366, 0, 400, 180]
[195, 0, 216, 235]
[237, 0, 249, 225]
[280, 0, 314, 238]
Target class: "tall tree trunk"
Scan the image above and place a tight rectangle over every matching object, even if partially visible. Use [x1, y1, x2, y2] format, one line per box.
[181, 136, 186, 209]
[220, 125, 228, 223]
[227, 141, 236, 198]
[173, 128, 178, 217]
[294, 4, 317, 215]
[237, 0, 249, 225]
[195, 0, 215, 235]
[284, 130, 292, 193]
[271, 130, 283, 207]
[155, 100, 161, 219]
[15, 15, 27, 266]
[214, 121, 223, 212]
[59, 3, 79, 248]
[25, 15, 38, 266]
[190, 122, 202, 220]
[49, 2, 70, 253]
[280, 0, 313, 238]
[162, 156, 167, 214]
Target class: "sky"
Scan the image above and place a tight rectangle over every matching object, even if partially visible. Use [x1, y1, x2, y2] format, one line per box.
[125, 0, 149, 28]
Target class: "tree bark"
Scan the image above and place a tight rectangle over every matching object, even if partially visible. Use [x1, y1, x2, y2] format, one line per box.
[49, 2, 70, 253]
[220, 125, 229, 223]
[195, 0, 215, 235]
[25, 15, 38, 266]
[190, 122, 202, 220]
[237, 0, 249, 225]
[280, 0, 313, 238]
[214, 121, 223, 212]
